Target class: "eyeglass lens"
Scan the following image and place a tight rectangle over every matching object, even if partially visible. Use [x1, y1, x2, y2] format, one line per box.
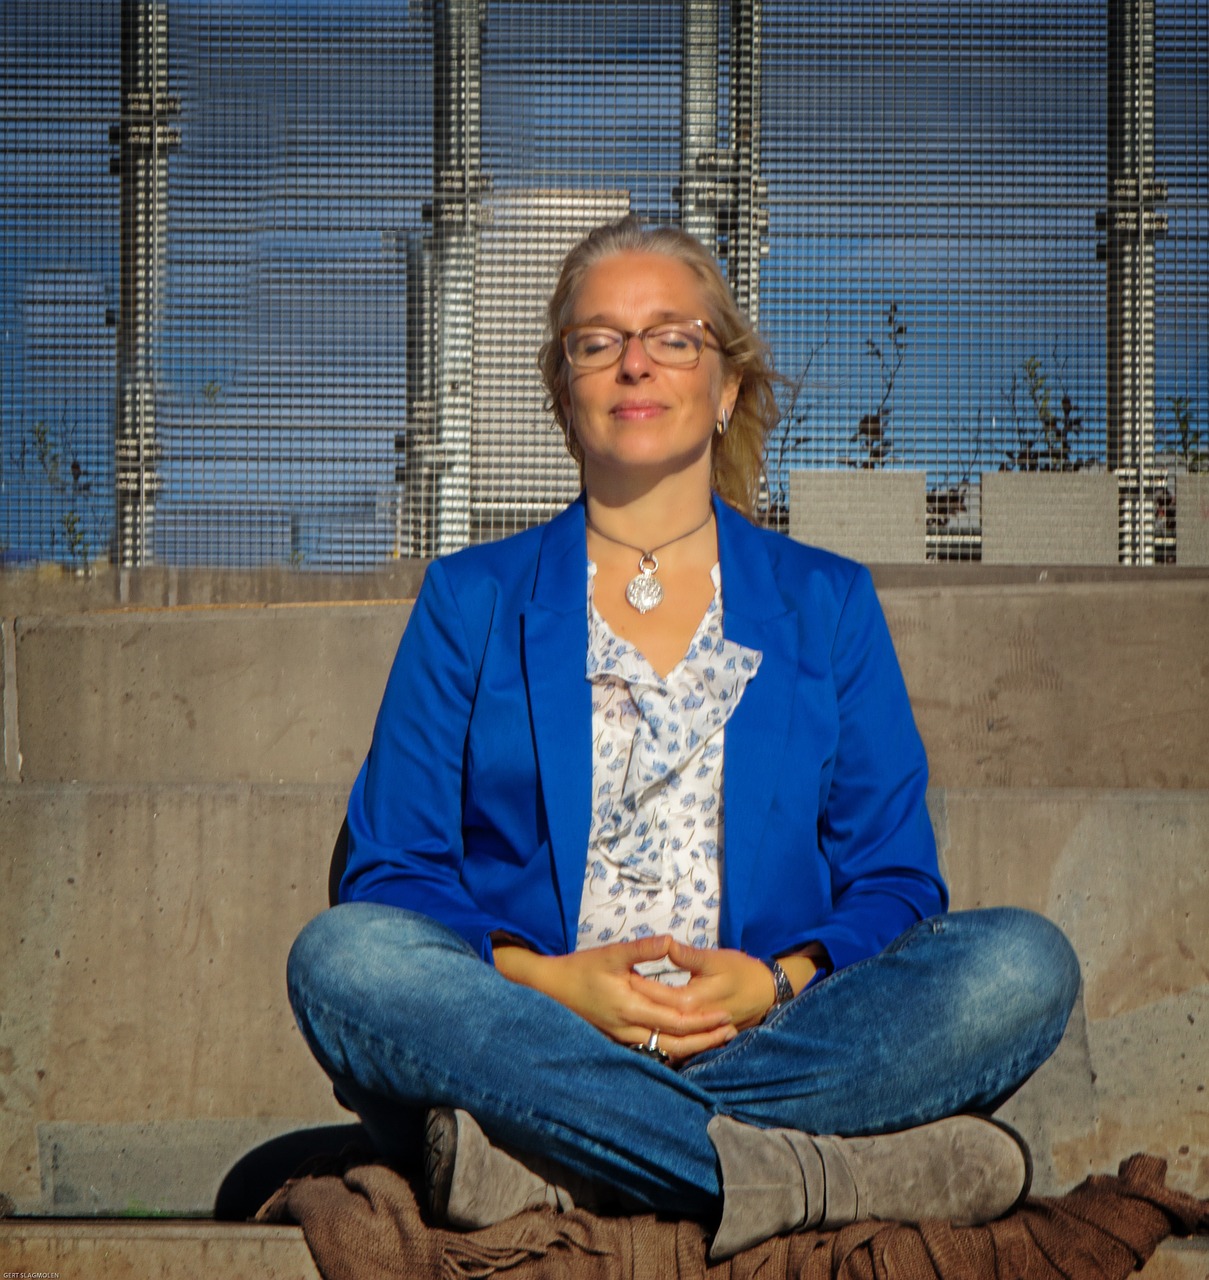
[564, 321, 706, 369]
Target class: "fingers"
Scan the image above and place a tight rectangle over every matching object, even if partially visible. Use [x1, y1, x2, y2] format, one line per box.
[649, 1024, 737, 1064]
[646, 946, 777, 1032]
[632, 972, 726, 1024]
[613, 933, 674, 966]
[665, 938, 720, 973]
[629, 970, 731, 1019]
[624, 985, 732, 1037]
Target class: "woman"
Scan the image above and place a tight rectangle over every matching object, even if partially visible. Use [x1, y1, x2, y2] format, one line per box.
[287, 216, 1079, 1260]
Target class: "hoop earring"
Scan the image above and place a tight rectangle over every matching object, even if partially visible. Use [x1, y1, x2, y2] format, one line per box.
[715, 409, 730, 437]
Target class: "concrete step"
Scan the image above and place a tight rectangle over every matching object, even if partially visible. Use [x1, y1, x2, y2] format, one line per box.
[5, 600, 412, 786]
[0, 561, 430, 617]
[0, 781, 350, 1216]
[0, 1219, 320, 1280]
[6, 575, 1209, 789]
[2, 1219, 1205, 1279]
[2, 781, 1207, 1215]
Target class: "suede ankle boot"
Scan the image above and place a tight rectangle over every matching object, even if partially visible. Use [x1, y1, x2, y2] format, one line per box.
[707, 1113, 1031, 1261]
[424, 1107, 616, 1230]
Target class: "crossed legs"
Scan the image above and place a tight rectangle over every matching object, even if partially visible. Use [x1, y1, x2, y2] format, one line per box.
[287, 902, 1079, 1218]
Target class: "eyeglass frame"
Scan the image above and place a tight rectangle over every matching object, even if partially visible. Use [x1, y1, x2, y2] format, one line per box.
[559, 318, 724, 371]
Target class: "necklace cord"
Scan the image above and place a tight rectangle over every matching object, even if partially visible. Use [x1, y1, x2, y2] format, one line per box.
[585, 509, 714, 560]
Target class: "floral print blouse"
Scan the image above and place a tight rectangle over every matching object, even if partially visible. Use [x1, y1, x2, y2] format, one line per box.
[577, 562, 763, 984]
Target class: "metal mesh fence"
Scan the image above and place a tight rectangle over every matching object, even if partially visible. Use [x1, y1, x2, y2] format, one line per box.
[2, 0, 1206, 570]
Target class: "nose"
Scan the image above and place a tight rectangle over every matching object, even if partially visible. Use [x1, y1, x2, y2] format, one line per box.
[617, 332, 653, 379]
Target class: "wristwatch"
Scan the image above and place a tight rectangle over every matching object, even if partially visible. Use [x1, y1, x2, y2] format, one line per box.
[761, 957, 795, 1011]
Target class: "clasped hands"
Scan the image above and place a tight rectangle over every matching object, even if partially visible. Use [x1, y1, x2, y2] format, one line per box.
[493, 934, 815, 1064]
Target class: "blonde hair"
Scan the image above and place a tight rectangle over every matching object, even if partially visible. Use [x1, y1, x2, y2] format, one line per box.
[538, 216, 780, 517]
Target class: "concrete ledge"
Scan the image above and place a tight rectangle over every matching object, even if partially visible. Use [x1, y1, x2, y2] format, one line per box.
[0, 1219, 321, 1279]
[34, 1118, 352, 1219]
[0, 1219, 1203, 1279]
[3, 569, 1206, 1228]
[1148, 1240, 1209, 1278]
[880, 578, 1209, 789]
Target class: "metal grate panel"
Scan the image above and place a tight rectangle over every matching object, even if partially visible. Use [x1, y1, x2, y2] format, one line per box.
[1, 0, 1205, 569]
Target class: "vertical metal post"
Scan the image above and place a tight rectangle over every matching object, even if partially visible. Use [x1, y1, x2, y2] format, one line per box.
[399, 233, 438, 557]
[429, 0, 484, 555]
[112, 0, 179, 567]
[727, 0, 767, 326]
[1104, 0, 1166, 564]
[679, 0, 766, 324]
[680, 0, 721, 249]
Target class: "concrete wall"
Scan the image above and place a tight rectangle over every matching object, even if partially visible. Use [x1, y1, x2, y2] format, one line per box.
[1, 564, 1206, 1217]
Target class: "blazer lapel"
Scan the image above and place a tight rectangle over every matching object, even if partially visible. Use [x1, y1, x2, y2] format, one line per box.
[715, 500, 797, 948]
[521, 499, 592, 951]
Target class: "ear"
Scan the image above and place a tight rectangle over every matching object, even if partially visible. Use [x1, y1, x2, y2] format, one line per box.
[719, 370, 741, 422]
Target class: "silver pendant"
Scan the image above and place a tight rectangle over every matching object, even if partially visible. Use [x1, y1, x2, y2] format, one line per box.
[625, 554, 664, 613]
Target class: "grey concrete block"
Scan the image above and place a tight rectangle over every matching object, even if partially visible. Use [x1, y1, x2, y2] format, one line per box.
[5, 781, 1206, 1215]
[1176, 473, 1209, 567]
[789, 470, 927, 564]
[10, 568, 1209, 793]
[36, 1118, 326, 1216]
[981, 471, 1119, 565]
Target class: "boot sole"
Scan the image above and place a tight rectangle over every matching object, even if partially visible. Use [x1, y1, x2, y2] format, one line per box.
[423, 1107, 458, 1223]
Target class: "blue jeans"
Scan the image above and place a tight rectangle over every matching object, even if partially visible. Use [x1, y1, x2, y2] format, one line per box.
[287, 904, 1079, 1217]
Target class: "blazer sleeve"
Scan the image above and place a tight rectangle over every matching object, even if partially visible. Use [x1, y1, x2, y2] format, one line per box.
[805, 565, 947, 970]
[338, 559, 519, 957]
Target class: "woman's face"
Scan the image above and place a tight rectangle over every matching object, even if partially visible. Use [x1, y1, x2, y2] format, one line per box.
[562, 251, 739, 490]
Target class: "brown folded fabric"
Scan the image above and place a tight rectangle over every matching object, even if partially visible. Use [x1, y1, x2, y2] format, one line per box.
[257, 1150, 1208, 1280]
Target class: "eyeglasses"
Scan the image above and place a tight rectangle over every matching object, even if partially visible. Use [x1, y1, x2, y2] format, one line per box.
[560, 319, 720, 371]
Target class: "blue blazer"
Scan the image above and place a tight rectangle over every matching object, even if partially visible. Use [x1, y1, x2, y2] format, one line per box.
[341, 495, 947, 971]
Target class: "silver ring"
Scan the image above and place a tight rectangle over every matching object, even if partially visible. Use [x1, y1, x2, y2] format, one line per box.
[631, 1029, 670, 1064]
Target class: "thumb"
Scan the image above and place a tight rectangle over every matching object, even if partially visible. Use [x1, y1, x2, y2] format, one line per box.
[665, 938, 710, 971]
[617, 933, 673, 966]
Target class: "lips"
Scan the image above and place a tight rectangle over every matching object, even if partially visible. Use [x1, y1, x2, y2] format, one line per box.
[611, 400, 666, 419]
